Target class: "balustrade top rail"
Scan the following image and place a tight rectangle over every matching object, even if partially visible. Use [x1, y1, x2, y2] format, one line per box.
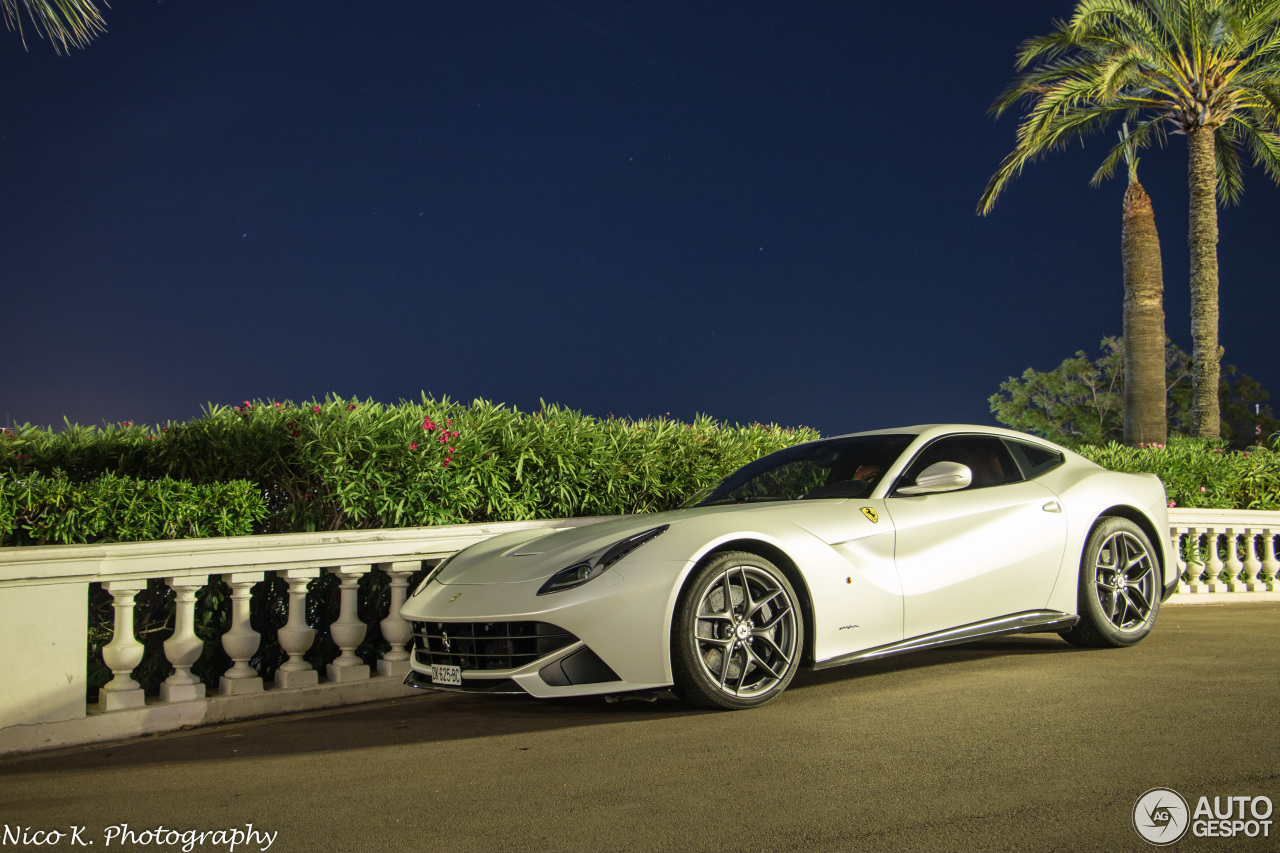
[2, 507, 1278, 588]
[0, 516, 617, 588]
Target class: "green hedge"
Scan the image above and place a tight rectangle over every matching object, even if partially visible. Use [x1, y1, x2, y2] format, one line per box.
[1, 397, 820, 537]
[0, 471, 268, 547]
[1075, 436, 1280, 511]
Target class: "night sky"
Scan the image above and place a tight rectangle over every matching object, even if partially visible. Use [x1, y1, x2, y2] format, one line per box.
[3, 1, 1277, 436]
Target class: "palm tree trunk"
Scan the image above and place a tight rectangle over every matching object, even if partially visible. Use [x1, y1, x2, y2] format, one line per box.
[1121, 180, 1166, 445]
[1187, 126, 1221, 439]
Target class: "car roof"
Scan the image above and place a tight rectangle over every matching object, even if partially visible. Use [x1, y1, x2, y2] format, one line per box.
[827, 423, 1064, 449]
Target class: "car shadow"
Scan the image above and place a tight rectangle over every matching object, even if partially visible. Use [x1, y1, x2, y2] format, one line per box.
[0, 634, 1081, 775]
[788, 631, 1082, 691]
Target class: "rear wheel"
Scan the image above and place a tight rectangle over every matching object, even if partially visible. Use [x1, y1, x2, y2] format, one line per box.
[671, 551, 803, 709]
[1062, 517, 1161, 648]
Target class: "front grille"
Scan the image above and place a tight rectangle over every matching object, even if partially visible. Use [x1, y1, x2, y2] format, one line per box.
[412, 621, 578, 671]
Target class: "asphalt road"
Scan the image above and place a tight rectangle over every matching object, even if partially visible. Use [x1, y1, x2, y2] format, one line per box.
[3, 602, 1278, 853]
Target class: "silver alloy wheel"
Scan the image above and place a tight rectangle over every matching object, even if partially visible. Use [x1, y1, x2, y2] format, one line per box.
[1091, 530, 1157, 633]
[692, 564, 798, 699]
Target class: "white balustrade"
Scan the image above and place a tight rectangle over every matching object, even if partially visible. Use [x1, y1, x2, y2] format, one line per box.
[160, 577, 206, 702]
[218, 572, 265, 695]
[4, 509, 1277, 755]
[327, 565, 372, 682]
[96, 581, 148, 711]
[378, 561, 419, 677]
[275, 569, 320, 688]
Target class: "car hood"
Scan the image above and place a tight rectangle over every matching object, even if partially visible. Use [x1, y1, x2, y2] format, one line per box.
[435, 511, 690, 585]
[434, 499, 879, 585]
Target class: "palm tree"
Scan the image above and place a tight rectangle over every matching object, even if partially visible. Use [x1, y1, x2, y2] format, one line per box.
[979, 0, 1280, 440]
[3, 0, 106, 53]
[1119, 129, 1169, 445]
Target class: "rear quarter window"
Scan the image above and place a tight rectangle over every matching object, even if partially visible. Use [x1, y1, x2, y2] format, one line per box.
[1004, 440, 1064, 479]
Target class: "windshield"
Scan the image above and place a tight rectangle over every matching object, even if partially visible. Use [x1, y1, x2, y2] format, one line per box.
[685, 434, 915, 507]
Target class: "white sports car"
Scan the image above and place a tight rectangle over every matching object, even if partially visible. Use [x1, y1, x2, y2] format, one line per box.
[401, 424, 1174, 709]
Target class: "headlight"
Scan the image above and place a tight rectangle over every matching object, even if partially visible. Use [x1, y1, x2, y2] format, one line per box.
[410, 552, 457, 597]
[537, 525, 669, 595]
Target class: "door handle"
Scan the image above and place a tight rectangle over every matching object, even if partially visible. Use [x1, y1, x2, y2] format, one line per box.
[1042, 500, 1062, 513]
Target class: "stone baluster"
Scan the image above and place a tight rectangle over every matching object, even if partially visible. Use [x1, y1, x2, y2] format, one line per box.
[1183, 528, 1204, 593]
[1224, 528, 1245, 591]
[378, 561, 419, 677]
[160, 577, 206, 702]
[328, 565, 372, 682]
[1204, 528, 1225, 592]
[97, 581, 147, 711]
[1262, 529, 1280, 592]
[218, 572, 265, 694]
[1170, 528, 1190, 594]
[1242, 529, 1265, 592]
[276, 569, 320, 688]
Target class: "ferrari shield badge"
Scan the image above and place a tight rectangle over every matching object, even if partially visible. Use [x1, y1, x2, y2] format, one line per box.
[860, 507, 879, 523]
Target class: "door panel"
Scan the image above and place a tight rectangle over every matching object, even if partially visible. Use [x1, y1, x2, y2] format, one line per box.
[885, 481, 1067, 638]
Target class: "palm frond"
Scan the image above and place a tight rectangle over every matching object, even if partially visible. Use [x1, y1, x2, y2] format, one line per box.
[1091, 117, 1164, 185]
[1235, 114, 1280, 182]
[1215, 122, 1247, 203]
[2, 0, 107, 53]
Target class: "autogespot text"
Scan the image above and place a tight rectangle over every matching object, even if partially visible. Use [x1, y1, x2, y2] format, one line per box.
[1191, 796, 1274, 839]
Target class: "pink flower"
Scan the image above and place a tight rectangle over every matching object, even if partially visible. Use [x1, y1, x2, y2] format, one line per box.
[442, 459, 450, 467]
[447, 418, 452, 427]
[410, 442, 418, 449]
[447, 446, 454, 453]
[348, 403, 356, 410]
[243, 401, 250, 407]
[1213, 448, 1224, 454]
[1199, 486, 1207, 492]
[1168, 500, 1177, 507]
[313, 406, 321, 413]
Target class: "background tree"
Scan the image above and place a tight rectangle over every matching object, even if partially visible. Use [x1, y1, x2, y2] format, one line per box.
[2, 0, 105, 53]
[989, 336, 1279, 447]
[979, 0, 1280, 441]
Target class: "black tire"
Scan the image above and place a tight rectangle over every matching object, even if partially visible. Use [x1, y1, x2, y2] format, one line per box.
[1061, 517, 1161, 648]
[671, 551, 803, 710]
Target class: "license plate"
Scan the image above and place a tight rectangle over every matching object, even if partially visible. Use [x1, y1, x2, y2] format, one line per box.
[431, 664, 462, 686]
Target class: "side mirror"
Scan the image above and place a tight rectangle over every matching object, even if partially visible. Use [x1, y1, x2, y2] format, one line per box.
[897, 461, 973, 496]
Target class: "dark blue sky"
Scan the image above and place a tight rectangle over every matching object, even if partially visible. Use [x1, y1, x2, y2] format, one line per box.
[3, 1, 1277, 435]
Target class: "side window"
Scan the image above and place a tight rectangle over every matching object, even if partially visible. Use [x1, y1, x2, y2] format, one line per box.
[1003, 440, 1064, 479]
[895, 435, 1023, 492]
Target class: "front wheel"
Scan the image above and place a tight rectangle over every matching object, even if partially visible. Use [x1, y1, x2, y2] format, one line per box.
[671, 551, 803, 710]
[1062, 517, 1161, 648]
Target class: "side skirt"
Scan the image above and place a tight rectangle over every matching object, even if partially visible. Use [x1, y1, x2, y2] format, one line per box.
[812, 610, 1080, 671]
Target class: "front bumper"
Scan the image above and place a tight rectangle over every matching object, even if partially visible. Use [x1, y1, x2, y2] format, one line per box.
[399, 558, 685, 698]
